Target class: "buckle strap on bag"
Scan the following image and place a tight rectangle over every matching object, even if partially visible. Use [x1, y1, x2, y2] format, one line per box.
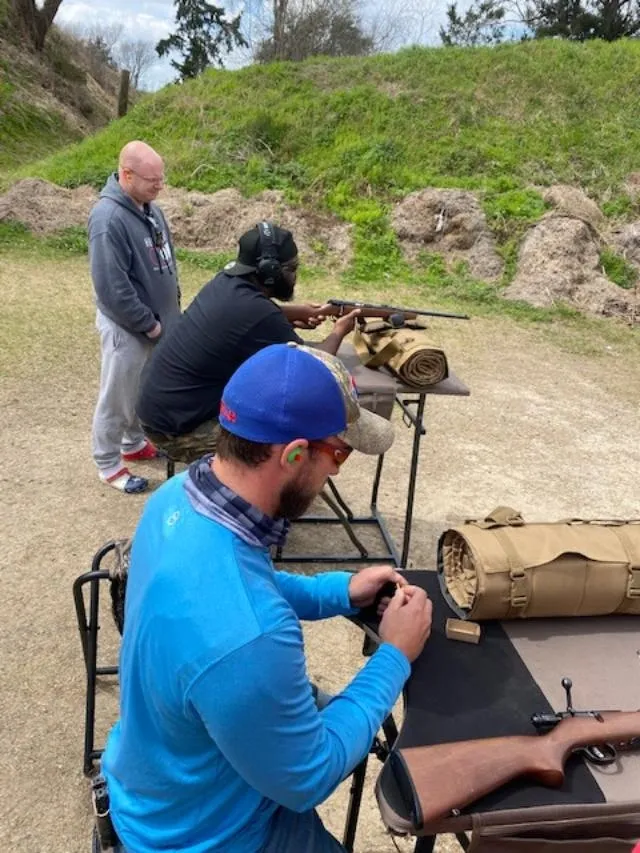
[91, 775, 120, 851]
[627, 568, 640, 599]
[493, 525, 530, 612]
[608, 526, 640, 600]
[468, 506, 525, 529]
[509, 568, 530, 610]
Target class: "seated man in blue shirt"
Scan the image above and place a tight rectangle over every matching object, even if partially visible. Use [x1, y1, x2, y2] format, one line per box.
[102, 342, 433, 853]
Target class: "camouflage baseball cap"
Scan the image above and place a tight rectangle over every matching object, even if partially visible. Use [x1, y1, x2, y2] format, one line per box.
[219, 343, 394, 456]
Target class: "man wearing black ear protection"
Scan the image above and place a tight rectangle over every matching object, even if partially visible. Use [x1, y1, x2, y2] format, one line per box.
[136, 222, 360, 464]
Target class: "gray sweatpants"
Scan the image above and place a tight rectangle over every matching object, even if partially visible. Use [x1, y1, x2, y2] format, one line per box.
[92, 310, 153, 478]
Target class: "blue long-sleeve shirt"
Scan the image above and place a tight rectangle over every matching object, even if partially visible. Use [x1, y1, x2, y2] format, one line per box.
[102, 470, 410, 852]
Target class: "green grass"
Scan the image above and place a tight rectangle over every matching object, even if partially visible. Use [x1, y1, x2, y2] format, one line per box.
[175, 247, 234, 272]
[14, 40, 640, 202]
[5, 38, 640, 305]
[0, 221, 90, 257]
[8, 39, 640, 283]
[599, 247, 638, 289]
[0, 79, 83, 173]
[0, 219, 597, 329]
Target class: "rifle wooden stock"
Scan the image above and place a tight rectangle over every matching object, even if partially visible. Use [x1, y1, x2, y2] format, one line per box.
[324, 303, 419, 321]
[393, 711, 640, 829]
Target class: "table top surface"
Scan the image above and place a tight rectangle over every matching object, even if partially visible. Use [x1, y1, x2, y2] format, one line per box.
[358, 570, 640, 831]
[338, 341, 470, 398]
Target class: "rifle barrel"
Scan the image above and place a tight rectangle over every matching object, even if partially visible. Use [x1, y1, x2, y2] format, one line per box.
[327, 299, 469, 321]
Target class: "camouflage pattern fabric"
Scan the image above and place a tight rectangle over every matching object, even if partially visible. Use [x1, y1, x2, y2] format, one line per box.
[143, 419, 219, 464]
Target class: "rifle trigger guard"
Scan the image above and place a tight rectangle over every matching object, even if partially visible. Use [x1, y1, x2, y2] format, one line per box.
[581, 742, 618, 766]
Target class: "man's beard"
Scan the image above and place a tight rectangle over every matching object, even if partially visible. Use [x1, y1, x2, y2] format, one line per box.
[276, 478, 317, 520]
[270, 276, 295, 302]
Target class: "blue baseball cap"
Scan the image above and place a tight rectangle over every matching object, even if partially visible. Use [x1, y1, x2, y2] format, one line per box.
[219, 343, 394, 455]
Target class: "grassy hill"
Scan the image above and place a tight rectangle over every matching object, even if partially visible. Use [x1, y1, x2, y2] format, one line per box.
[11, 39, 640, 197]
[0, 20, 123, 174]
[4, 38, 640, 303]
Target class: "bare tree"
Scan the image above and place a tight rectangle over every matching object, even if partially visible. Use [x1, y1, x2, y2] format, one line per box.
[257, 0, 373, 61]
[362, 0, 437, 51]
[114, 39, 159, 88]
[272, 0, 290, 59]
[83, 21, 125, 57]
[239, 0, 439, 60]
[9, 0, 65, 50]
[60, 21, 125, 66]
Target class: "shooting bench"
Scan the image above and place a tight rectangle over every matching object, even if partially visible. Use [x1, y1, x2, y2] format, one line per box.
[350, 570, 640, 852]
[275, 342, 470, 568]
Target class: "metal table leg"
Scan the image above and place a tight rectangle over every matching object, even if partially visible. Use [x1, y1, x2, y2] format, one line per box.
[343, 755, 368, 851]
[319, 489, 369, 558]
[327, 477, 355, 521]
[394, 393, 427, 568]
[342, 714, 399, 851]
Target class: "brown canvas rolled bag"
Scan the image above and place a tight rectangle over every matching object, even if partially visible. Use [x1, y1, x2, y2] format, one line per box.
[352, 321, 448, 388]
[438, 506, 640, 620]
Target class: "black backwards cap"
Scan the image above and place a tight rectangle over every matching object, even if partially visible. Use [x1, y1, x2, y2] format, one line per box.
[224, 224, 298, 277]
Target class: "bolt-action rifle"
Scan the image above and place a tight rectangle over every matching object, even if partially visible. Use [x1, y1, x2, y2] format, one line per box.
[390, 707, 640, 830]
[325, 299, 469, 325]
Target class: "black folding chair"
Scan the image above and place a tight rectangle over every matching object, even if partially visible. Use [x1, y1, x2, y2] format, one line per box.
[73, 540, 128, 776]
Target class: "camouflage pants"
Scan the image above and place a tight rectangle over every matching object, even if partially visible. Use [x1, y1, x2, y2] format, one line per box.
[142, 419, 218, 464]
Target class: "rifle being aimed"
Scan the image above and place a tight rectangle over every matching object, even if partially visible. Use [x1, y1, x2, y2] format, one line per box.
[325, 299, 469, 324]
[391, 710, 640, 829]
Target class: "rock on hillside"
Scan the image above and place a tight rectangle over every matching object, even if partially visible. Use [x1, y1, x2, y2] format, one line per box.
[391, 189, 504, 281]
[160, 187, 352, 267]
[611, 222, 640, 268]
[505, 217, 635, 320]
[506, 185, 638, 322]
[0, 179, 352, 268]
[0, 179, 98, 233]
[541, 185, 606, 234]
[1, 177, 638, 322]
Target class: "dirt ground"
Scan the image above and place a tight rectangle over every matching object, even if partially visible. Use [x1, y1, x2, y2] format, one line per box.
[1, 252, 640, 853]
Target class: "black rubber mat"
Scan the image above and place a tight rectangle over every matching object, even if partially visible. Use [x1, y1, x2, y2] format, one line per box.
[359, 570, 604, 825]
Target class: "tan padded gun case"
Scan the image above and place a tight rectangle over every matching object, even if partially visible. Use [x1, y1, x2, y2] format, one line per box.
[437, 506, 640, 620]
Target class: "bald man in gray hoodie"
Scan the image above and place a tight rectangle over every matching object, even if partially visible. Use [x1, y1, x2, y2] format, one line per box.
[89, 141, 180, 493]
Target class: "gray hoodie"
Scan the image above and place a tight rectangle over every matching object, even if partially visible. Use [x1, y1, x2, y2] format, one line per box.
[88, 173, 180, 337]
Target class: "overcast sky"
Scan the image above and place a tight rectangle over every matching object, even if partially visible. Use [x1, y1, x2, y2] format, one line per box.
[55, 0, 445, 90]
[56, 0, 177, 88]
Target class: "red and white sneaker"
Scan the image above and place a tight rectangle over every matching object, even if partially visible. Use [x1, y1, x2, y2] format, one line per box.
[122, 440, 165, 462]
[99, 467, 148, 494]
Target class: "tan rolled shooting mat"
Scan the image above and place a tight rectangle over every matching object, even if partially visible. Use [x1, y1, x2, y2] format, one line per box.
[352, 322, 449, 389]
[370, 571, 640, 850]
[438, 507, 640, 621]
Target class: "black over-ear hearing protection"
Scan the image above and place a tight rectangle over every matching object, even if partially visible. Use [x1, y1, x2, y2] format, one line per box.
[256, 221, 282, 288]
